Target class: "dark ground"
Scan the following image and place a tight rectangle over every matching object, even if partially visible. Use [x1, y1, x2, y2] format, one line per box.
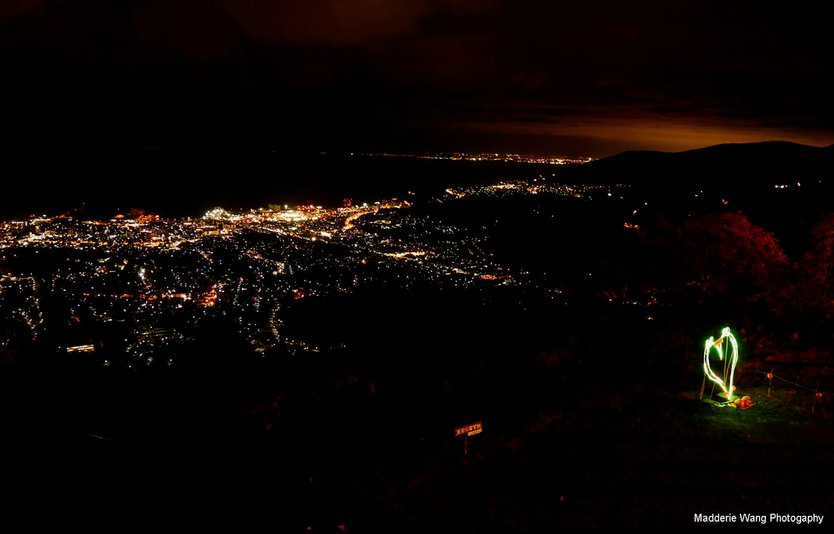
[2, 353, 831, 531]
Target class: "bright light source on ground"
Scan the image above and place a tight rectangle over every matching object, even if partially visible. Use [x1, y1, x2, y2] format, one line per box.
[703, 326, 739, 402]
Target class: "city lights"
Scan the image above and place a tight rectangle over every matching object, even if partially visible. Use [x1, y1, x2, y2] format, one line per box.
[0, 178, 622, 368]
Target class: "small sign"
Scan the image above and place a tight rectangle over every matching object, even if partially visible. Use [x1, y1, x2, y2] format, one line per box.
[454, 421, 482, 437]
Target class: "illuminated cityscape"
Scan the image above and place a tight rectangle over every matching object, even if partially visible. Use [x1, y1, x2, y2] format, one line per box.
[2, 0, 833, 529]
[359, 152, 595, 165]
[3, 145, 834, 529]
[1, 179, 621, 366]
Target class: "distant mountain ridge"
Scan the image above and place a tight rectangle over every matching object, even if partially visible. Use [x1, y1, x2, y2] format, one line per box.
[568, 141, 834, 185]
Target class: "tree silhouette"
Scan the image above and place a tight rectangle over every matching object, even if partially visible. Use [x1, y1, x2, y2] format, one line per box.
[799, 213, 834, 320]
[681, 212, 788, 303]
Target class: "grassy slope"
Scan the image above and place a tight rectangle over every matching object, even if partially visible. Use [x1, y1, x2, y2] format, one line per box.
[369, 376, 834, 531]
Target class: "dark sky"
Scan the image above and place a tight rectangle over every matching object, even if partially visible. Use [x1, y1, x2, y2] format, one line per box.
[2, 0, 833, 157]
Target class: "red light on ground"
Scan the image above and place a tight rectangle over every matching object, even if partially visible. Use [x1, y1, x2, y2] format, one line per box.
[733, 395, 754, 410]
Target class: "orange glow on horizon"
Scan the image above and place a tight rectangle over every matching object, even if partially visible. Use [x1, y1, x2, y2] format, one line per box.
[463, 116, 834, 156]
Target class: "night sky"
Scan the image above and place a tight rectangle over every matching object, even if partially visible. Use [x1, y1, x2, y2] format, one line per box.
[2, 0, 833, 157]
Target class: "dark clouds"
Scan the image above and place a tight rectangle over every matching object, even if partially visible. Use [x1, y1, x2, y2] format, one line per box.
[219, 0, 495, 46]
[1, 0, 832, 156]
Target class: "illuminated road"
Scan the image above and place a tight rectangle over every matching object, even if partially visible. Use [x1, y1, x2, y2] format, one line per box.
[269, 303, 282, 341]
[342, 207, 377, 232]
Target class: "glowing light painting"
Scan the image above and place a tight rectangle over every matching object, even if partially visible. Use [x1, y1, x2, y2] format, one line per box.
[703, 327, 739, 401]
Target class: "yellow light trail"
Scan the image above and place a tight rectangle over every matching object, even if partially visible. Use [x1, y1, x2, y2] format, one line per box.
[703, 327, 739, 402]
